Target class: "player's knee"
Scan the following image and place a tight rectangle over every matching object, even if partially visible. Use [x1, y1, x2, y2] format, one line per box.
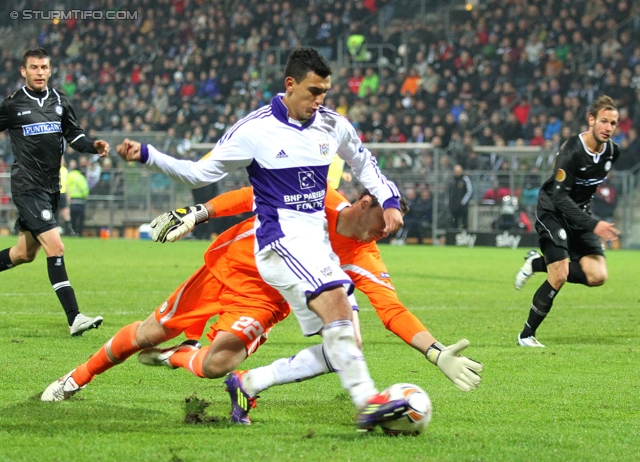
[587, 270, 607, 287]
[548, 272, 567, 288]
[51, 242, 65, 255]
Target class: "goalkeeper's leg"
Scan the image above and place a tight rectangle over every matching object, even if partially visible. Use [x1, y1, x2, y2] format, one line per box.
[164, 331, 248, 378]
[71, 314, 181, 387]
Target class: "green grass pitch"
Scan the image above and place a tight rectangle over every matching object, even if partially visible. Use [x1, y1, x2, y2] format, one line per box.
[0, 236, 638, 461]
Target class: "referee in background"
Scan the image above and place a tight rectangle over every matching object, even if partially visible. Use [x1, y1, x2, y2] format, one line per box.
[0, 48, 108, 336]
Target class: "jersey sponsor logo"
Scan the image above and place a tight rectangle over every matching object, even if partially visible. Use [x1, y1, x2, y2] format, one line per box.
[558, 228, 567, 241]
[605, 160, 611, 171]
[55, 105, 63, 116]
[275, 149, 288, 159]
[556, 169, 566, 182]
[22, 121, 62, 136]
[358, 145, 364, 153]
[41, 209, 52, 221]
[158, 301, 169, 314]
[283, 189, 325, 210]
[298, 170, 316, 189]
[579, 167, 587, 171]
[17, 110, 32, 116]
[380, 272, 390, 279]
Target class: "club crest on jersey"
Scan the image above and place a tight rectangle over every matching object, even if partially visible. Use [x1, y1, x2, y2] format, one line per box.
[556, 169, 566, 182]
[320, 266, 333, 277]
[298, 170, 316, 189]
[55, 105, 63, 116]
[558, 228, 567, 240]
[319, 141, 330, 157]
[41, 209, 52, 221]
[605, 160, 611, 171]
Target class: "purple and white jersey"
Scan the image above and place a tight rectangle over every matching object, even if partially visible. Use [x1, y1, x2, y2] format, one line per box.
[142, 94, 400, 249]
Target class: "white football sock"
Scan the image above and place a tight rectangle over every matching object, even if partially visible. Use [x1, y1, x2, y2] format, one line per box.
[321, 319, 377, 409]
[241, 344, 331, 397]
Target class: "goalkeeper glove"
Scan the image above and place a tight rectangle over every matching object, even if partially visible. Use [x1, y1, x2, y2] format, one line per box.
[150, 204, 209, 243]
[426, 339, 483, 391]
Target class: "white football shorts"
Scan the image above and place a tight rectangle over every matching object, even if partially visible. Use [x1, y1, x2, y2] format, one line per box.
[255, 234, 354, 336]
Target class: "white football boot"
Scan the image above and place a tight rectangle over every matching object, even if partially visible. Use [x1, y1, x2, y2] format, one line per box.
[514, 250, 541, 290]
[41, 369, 84, 402]
[69, 313, 103, 336]
[138, 340, 201, 369]
[517, 334, 545, 348]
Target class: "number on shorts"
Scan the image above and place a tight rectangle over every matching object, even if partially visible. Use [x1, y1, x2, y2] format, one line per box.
[231, 316, 265, 341]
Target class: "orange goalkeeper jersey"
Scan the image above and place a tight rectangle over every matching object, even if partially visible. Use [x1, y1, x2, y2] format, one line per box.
[206, 187, 428, 346]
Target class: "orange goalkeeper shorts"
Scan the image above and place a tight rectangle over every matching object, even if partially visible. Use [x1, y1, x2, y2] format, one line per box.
[154, 265, 290, 356]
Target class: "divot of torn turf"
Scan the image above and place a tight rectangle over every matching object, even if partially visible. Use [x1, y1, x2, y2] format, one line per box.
[183, 393, 221, 425]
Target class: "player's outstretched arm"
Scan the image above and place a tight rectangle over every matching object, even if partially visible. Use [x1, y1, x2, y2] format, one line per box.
[151, 204, 211, 243]
[151, 187, 255, 243]
[426, 339, 483, 391]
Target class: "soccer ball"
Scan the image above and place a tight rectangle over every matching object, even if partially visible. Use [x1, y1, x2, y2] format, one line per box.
[380, 383, 432, 436]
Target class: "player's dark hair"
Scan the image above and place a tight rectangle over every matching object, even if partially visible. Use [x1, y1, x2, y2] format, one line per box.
[588, 95, 616, 119]
[285, 48, 332, 83]
[22, 47, 50, 68]
[359, 189, 409, 215]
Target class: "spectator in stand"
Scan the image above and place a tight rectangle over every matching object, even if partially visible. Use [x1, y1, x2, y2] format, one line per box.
[348, 67, 363, 95]
[617, 107, 633, 136]
[392, 186, 433, 245]
[358, 68, 379, 98]
[513, 98, 531, 126]
[400, 67, 421, 97]
[529, 126, 546, 146]
[388, 126, 407, 143]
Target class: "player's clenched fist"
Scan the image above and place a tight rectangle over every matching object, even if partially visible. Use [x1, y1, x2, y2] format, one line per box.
[116, 138, 142, 162]
[151, 205, 209, 243]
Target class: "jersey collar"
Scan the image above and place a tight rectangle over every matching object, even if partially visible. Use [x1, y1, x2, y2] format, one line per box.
[22, 86, 50, 107]
[578, 132, 606, 162]
[271, 94, 316, 131]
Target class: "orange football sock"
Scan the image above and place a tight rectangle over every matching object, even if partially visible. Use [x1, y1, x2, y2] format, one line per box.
[72, 321, 142, 386]
[169, 346, 208, 378]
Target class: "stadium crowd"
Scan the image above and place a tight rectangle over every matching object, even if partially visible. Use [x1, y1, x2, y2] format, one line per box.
[1, 0, 639, 202]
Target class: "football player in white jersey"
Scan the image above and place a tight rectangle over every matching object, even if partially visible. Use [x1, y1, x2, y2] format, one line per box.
[116, 48, 407, 431]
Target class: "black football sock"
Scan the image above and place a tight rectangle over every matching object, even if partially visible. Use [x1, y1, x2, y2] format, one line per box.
[521, 280, 560, 338]
[567, 261, 589, 285]
[47, 256, 80, 325]
[0, 248, 14, 272]
[531, 257, 547, 273]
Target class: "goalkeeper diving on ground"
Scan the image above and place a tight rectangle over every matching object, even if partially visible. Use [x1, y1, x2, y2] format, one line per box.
[42, 186, 482, 425]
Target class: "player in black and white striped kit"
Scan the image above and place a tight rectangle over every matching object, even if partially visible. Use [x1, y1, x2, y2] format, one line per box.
[513, 95, 621, 347]
[0, 48, 109, 336]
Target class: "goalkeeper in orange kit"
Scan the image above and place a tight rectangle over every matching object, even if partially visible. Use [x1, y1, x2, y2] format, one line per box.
[42, 187, 482, 418]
